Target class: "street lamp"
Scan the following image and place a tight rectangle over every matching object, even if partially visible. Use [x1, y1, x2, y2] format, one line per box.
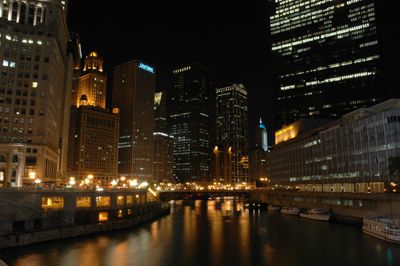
[111, 179, 118, 187]
[69, 177, 76, 186]
[29, 172, 36, 180]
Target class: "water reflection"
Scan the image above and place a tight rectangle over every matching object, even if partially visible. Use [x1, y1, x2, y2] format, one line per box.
[1, 198, 400, 266]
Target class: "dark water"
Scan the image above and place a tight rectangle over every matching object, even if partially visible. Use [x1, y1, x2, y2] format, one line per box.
[1, 198, 400, 266]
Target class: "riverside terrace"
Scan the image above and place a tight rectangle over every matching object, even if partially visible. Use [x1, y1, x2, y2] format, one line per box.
[0, 188, 168, 249]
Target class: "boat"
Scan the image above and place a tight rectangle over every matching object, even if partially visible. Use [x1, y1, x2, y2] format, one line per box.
[299, 208, 330, 221]
[280, 206, 300, 216]
[363, 216, 400, 244]
[267, 205, 281, 212]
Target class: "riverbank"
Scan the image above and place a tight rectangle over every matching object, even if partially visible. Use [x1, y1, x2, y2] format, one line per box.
[250, 190, 400, 226]
[0, 206, 169, 250]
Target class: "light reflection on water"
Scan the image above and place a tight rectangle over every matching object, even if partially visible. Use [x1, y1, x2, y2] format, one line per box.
[1, 198, 400, 266]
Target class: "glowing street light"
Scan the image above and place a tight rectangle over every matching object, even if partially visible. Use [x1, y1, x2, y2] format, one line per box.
[139, 181, 149, 188]
[69, 177, 76, 186]
[29, 172, 36, 180]
[34, 179, 41, 184]
[111, 179, 118, 187]
[87, 174, 94, 180]
[129, 179, 138, 187]
[120, 176, 126, 182]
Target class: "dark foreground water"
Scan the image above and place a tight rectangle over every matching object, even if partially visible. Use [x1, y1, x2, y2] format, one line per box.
[1, 198, 400, 266]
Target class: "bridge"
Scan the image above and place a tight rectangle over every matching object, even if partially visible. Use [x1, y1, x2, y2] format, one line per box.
[158, 189, 253, 201]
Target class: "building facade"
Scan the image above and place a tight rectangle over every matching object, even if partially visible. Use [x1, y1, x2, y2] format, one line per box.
[153, 91, 173, 182]
[67, 52, 119, 185]
[0, 0, 72, 187]
[76, 51, 106, 108]
[153, 132, 174, 183]
[167, 64, 211, 182]
[68, 106, 119, 185]
[270, 0, 387, 127]
[216, 83, 249, 182]
[266, 100, 400, 193]
[113, 61, 155, 180]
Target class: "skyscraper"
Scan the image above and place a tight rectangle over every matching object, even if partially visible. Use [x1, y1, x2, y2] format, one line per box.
[153, 91, 173, 183]
[256, 118, 268, 151]
[0, 0, 73, 187]
[250, 118, 268, 183]
[76, 52, 106, 108]
[67, 52, 119, 185]
[270, 0, 387, 127]
[113, 61, 155, 180]
[168, 64, 211, 182]
[216, 83, 249, 183]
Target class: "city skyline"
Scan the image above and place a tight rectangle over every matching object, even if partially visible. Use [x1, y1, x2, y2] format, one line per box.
[67, 1, 400, 137]
[1, 1, 400, 264]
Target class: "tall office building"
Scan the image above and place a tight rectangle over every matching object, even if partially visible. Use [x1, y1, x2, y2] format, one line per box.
[216, 83, 249, 182]
[153, 91, 173, 182]
[67, 52, 119, 185]
[113, 61, 155, 180]
[256, 118, 268, 151]
[0, 0, 73, 187]
[250, 118, 268, 182]
[76, 52, 106, 108]
[168, 64, 211, 182]
[270, 0, 387, 127]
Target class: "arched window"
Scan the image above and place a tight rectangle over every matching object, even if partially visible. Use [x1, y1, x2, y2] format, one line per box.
[36, 7, 42, 25]
[28, 4, 35, 25]
[1, 1, 10, 19]
[20, 2, 27, 24]
[12, 1, 18, 22]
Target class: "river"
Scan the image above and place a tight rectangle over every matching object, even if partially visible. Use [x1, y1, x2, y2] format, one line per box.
[0, 198, 399, 266]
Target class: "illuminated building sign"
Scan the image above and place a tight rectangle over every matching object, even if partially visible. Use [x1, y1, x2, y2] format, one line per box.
[138, 63, 154, 73]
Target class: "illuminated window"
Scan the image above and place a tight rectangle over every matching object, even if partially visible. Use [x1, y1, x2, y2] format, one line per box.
[76, 197, 91, 208]
[41, 197, 64, 209]
[96, 196, 110, 207]
[118, 209, 123, 218]
[116, 195, 124, 206]
[98, 212, 108, 222]
[32, 82, 38, 88]
[126, 195, 134, 205]
[127, 209, 133, 216]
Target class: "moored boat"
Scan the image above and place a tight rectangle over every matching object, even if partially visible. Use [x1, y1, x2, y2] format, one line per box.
[267, 205, 281, 212]
[299, 208, 330, 221]
[280, 206, 300, 216]
[363, 216, 400, 244]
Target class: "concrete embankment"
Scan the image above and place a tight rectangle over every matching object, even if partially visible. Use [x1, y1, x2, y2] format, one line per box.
[250, 190, 400, 226]
[0, 207, 169, 250]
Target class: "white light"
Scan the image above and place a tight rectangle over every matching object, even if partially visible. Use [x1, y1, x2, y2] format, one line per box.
[139, 181, 149, 188]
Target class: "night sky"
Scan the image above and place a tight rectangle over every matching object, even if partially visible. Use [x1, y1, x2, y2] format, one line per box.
[67, 1, 400, 142]
[67, 1, 273, 143]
